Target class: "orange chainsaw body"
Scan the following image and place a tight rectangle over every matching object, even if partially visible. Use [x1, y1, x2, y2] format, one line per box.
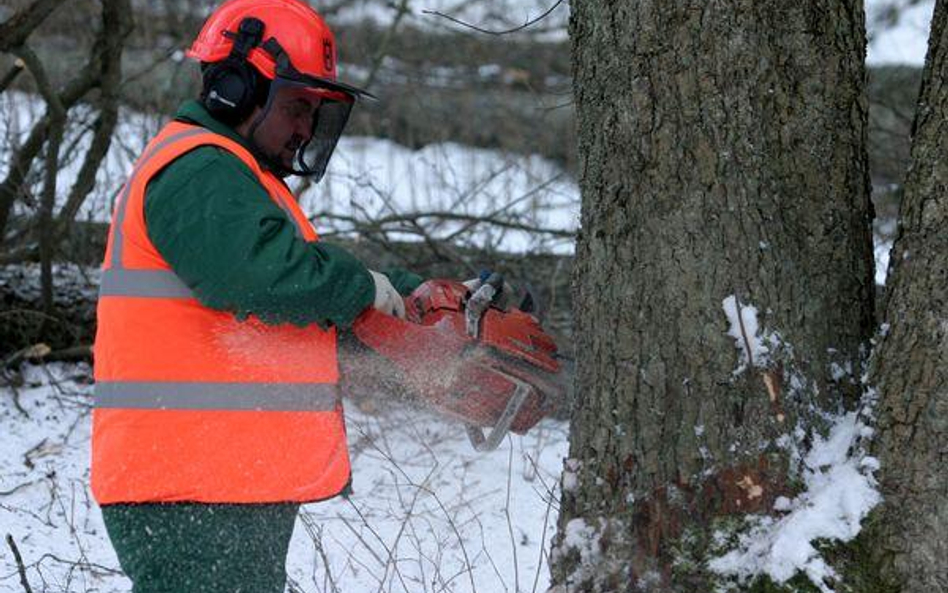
[351, 280, 564, 443]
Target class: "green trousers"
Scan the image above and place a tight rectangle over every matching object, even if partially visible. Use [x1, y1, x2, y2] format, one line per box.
[101, 502, 299, 593]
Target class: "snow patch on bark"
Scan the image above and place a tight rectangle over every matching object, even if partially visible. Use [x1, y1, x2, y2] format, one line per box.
[708, 408, 881, 593]
[561, 458, 582, 492]
[552, 517, 630, 591]
[560, 518, 601, 561]
[722, 295, 781, 375]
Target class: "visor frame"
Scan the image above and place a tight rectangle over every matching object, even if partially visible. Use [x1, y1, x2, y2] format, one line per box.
[247, 76, 355, 180]
[263, 36, 377, 102]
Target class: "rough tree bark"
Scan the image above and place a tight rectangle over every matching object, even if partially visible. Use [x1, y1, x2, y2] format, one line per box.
[869, 0, 948, 590]
[552, 0, 875, 591]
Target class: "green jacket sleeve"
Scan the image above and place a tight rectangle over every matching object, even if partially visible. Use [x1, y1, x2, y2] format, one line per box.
[144, 146, 375, 328]
[382, 268, 424, 296]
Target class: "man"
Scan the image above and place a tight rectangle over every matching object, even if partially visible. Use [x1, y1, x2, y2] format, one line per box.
[91, 1, 419, 591]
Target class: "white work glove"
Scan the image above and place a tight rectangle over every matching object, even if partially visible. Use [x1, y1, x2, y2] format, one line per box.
[462, 272, 513, 309]
[369, 270, 406, 318]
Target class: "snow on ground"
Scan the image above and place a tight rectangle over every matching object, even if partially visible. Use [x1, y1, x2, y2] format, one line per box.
[0, 363, 569, 593]
[0, 90, 580, 256]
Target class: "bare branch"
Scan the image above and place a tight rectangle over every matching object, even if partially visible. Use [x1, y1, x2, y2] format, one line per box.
[0, 0, 133, 244]
[14, 44, 65, 318]
[0, 59, 26, 95]
[0, 0, 64, 53]
[422, 0, 565, 36]
[0, 60, 104, 241]
[56, 0, 133, 234]
[363, 0, 412, 91]
[0, 119, 47, 240]
[317, 210, 573, 239]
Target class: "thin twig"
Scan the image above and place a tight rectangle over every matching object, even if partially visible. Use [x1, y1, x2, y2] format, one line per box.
[503, 438, 520, 593]
[5, 533, 34, 593]
[344, 497, 414, 593]
[733, 293, 755, 368]
[422, 0, 565, 36]
[0, 480, 40, 497]
[530, 469, 555, 593]
[315, 209, 573, 239]
[375, 468, 432, 593]
[358, 426, 478, 593]
[363, 0, 412, 90]
[298, 516, 341, 593]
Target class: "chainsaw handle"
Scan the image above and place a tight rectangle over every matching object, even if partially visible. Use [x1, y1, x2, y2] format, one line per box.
[464, 379, 533, 451]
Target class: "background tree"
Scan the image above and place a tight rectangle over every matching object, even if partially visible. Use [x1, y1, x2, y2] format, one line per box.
[0, 0, 131, 332]
[869, 0, 948, 589]
[552, 0, 876, 590]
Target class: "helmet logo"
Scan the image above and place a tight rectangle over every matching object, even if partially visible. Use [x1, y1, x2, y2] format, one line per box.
[323, 39, 334, 73]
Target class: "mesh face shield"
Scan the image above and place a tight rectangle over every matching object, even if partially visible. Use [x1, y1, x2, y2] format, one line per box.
[248, 77, 355, 181]
[289, 84, 353, 181]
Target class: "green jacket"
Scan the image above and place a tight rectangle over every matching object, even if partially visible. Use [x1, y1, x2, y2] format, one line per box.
[144, 101, 420, 328]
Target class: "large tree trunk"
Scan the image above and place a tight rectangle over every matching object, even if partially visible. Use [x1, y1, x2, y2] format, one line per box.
[552, 0, 875, 591]
[869, 0, 948, 590]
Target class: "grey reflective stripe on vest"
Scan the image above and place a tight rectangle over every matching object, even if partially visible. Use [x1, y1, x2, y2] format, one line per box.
[99, 268, 194, 298]
[110, 127, 210, 270]
[95, 381, 340, 411]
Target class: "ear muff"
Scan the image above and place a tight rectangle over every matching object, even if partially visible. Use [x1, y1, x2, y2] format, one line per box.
[200, 17, 267, 126]
[201, 58, 258, 126]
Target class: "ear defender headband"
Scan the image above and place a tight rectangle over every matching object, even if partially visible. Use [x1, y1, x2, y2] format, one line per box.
[201, 17, 266, 126]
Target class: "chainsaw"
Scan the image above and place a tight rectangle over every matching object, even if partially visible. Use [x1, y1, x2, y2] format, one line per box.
[348, 273, 567, 451]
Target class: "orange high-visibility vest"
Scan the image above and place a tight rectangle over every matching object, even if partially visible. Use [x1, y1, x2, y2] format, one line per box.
[92, 121, 350, 504]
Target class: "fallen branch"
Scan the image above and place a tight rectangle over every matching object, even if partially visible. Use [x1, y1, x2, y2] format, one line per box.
[3, 344, 92, 369]
[3, 343, 52, 369]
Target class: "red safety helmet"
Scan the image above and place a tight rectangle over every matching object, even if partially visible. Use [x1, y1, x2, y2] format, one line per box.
[187, 0, 373, 179]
